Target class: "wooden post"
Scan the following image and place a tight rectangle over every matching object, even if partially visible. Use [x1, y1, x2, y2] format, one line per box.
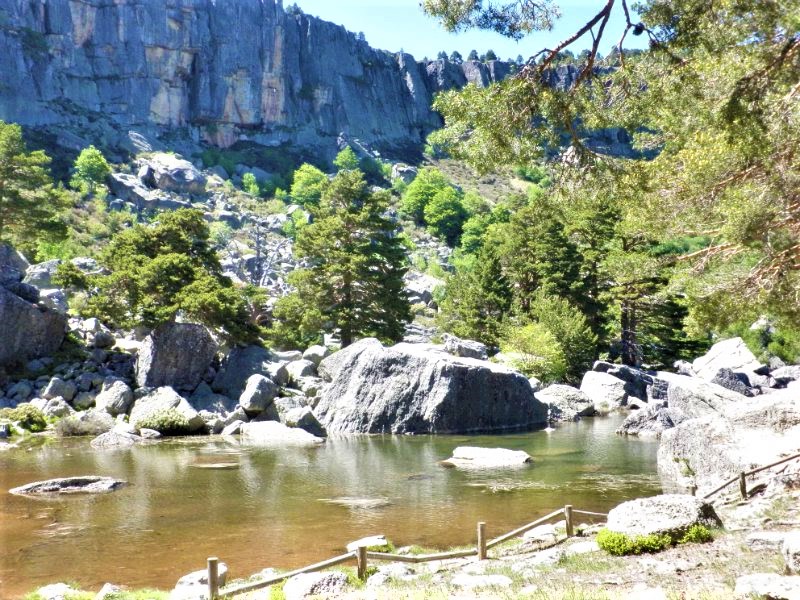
[477, 522, 487, 560]
[739, 472, 747, 499]
[564, 505, 574, 538]
[207, 557, 219, 600]
[357, 546, 368, 581]
[689, 484, 697, 497]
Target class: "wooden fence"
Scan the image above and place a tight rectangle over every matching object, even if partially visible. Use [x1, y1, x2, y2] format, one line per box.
[210, 503, 607, 599]
[699, 451, 800, 501]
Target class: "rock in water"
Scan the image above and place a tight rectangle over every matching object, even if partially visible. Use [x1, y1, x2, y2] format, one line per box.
[579, 371, 629, 412]
[0, 286, 66, 367]
[240, 421, 325, 446]
[441, 447, 533, 469]
[136, 322, 217, 391]
[10, 476, 127, 496]
[536, 385, 595, 421]
[129, 387, 205, 433]
[315, 339, 548, 434]
[606, 494, 722, 538]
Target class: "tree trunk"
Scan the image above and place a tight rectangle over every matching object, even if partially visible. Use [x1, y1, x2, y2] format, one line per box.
[621, 300, 640, 367]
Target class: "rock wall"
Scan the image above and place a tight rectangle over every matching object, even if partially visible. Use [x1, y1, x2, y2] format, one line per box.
[0, 0, 511, 157]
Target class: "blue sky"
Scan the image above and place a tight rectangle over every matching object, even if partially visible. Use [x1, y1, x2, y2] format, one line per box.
[294, 0, 647, 61]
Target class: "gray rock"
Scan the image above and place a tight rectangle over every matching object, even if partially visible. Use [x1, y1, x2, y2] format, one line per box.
[733, 573, 800, 599]
[171, 563, 228, 600]
[213, 345, 284, 397]
[315, 339, 548, 434]
[286, 359, 316, 383]
[57, 409, 115, 436]
[90, 430, 141, 449]
[606, 494, 721, 538]
[391, 163, 418, 183]
[296, 376, 324, 397]
[31, 583, 81, 600]
[592, 361, 656, 401]
[282, 572, 348, 600]
[659, 371, 748, 418]
[129, 387, 204, 433]
[221, 420, 244, 436]
[238, 374, 279, 415]
[95, 380, 134, 416]
[283, 406, 326, 437]
[10, 476, 128, 496]
[42, 377, 77, 401]
[579, 371, 629, 412]
[240, 421, 325, 446]
[0, 242, 29, 286]
[711, 367, 755, 397]
[443, 333, 488, 360]
[616, 405, 686, 437]
[0, 286, 66, 367]
[537, 384, 595, 421]
[302, 345, 330, 366]
[36, 397, 74, 418]
[404, 271, 444, 306]
[773, 366, 800, 386]
[136, 322, 217, 391]
[23, 259, 62, 288]
[141, 153, 206, 194]
[692, 337, 763, 380]
[441, 447, 532, 469]
[784, 532, 800, 574]
[39, 288, 69, 314]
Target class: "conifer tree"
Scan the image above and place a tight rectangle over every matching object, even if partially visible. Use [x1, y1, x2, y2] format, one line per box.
[283, 169, 410, 347]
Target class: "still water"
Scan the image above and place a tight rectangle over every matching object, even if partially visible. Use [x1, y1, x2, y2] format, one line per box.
[0, 416, 659, 597]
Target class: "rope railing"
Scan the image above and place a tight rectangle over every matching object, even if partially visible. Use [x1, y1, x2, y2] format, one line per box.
[209, 503, 608, 598]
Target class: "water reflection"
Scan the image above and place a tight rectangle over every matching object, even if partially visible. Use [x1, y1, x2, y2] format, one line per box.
[0, 416, 659, 597]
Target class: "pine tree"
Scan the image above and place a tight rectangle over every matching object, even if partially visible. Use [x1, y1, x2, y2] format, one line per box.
[0, 121, 67, 255]
[286, 169, 410, 347]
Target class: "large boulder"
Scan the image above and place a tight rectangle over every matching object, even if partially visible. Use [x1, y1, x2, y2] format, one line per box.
[238, 374, 279, 416]
[692, 337, 763, 380]
[606, 494, 722, 538]
[0, 286, 66, 367]
[129, 387, 205, 433]
[23, 259, 62, 288]
[536, 384, 595, 421]
[315, 339, 547, 434]
[442, 333, 488, 360]
[658, 371, 748, 418]
[616, 404, 687, 437]
[136, 322, 218, 391]
[213, 345, 287, 397]
[240, 421, 325, 446]
[283, 406, 326, 438]
[579, 371, 629, 412]
[592, 361, 656, 401]
[140, 153, 206, 194]
[658, 388, 800, 494]
[95, 379, 134, 416]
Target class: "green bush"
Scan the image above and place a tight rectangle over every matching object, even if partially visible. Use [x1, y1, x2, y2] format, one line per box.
[424, 187, 467, 246]
[71, 145, 111, 193]
[242, 172, 260, 196]
[56, 412, 112, 437]
[500, 321, 567, 383]
[679, 524, 713, 544]
[135, 408, 192, 435]
[596, 529, 672, 556]
[0, 404, 47, 433]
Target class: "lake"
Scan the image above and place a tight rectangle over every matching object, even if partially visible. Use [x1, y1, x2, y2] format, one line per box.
[0, 416, 660, 597]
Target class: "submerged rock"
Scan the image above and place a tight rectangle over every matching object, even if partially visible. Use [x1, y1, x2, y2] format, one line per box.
[315, 339, 547, 434]
[240, 421, 325, 446]
[10, 476, 128, 496]
[441, 446, 533, 469]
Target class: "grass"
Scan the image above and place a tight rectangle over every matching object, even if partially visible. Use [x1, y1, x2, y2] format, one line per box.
[759, 495, 793, 522]
[25, 589, 168, 600]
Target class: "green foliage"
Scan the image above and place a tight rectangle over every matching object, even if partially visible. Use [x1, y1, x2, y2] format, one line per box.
[0, 404, 47, 433]
[267, 288, 324, 350]
[400, 167, 451, 224]
[500, 321, 567, 383]
[274, 169, 410, 347]
[679, 524, 713, 544]
[0, 120, 68, 256]
[290, 163, 328, 207]
[513, 164, 548, 184]
[136, 408, 193, 436]
[280, 209, 309, 240]
[424, 187, 468, 246]
[333, 146, 360, 171]
[71, 145, 111, 193]
[242, 172, 260, 196]
[67, 209, 260, 344]
[596, 529, 672, 556]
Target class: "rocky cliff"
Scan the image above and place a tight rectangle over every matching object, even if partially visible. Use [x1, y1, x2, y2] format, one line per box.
[0, 0, 513, 158]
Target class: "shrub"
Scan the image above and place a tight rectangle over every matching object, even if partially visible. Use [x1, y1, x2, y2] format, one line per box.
[242, 172, 260, 196]
[596, 529, 672, 556]
[399, 167, 451, 224]
[0, 404, 47, 433]
[71, 145, 111, 193]
[290, 164, 328, 207]
[679, 524, 713, 544]
[424, 187, 467, 246]
[135, 408, 192, 435]
[500, 321, 567, 383]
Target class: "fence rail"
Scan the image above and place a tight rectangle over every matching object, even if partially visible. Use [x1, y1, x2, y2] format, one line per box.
[210, 503, 607, 599]
[701, 451, 800, 501]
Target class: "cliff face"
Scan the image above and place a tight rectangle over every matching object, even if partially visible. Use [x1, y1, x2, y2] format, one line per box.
[0, 0, 508, 157]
